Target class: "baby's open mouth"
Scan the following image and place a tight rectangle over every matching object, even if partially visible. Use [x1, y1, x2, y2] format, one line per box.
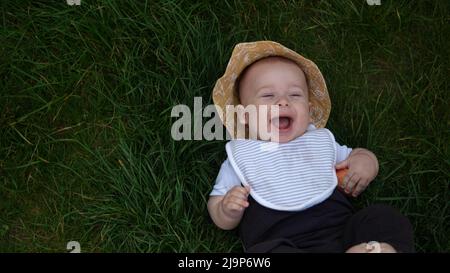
[271, 116, 293, 131]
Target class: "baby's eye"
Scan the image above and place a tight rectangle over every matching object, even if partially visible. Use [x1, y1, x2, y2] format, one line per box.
[290, 93, 303, 97]
[261, 94, 274, 98]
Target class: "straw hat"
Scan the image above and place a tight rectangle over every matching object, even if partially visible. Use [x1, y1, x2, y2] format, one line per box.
[212, 41, 330, 139]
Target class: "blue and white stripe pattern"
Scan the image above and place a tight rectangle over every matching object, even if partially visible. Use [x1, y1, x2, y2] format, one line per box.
[226, 128, 338, 211]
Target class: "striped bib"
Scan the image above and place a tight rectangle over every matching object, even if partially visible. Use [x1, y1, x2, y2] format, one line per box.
[225, 128, 338, 211]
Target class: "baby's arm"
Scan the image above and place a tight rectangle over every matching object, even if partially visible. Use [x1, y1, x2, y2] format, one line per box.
[207, 185, 250, 230]
[336, 148, 379, 197]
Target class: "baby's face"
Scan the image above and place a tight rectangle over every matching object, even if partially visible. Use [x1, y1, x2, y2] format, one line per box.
[238, 57, 311, 143]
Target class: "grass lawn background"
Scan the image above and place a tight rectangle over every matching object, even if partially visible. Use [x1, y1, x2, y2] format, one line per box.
[0, 0, 449, 252]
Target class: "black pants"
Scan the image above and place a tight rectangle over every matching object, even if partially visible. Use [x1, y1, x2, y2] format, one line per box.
[239, 188, 414, 253]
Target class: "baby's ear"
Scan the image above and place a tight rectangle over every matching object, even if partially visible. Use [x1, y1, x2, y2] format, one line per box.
[308, 102, 314, 123]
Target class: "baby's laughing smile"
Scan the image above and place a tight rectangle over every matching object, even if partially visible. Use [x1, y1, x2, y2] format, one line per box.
[271, 109, 295, 131]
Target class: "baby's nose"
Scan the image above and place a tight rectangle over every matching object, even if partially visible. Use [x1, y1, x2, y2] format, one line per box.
[277, 97, 289, 106]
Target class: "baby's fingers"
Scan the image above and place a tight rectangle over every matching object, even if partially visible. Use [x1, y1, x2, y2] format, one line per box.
[352, 179, 369, 197]
[345, 174, 361, 194]
[230, 190, 249, 201]
[230, 196, 249, 209]
[233, 185, 251, 196]
[224, 196, 249, 211]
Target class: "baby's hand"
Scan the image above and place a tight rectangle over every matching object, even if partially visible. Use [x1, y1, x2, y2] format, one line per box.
[220, 185, 251, 218]
[336, 149, 378, 197]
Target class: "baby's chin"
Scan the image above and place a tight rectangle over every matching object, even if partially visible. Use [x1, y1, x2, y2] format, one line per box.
[273, 135, 295, 143]
[271, 131, 305, 143]
[255, 127, 307, 143]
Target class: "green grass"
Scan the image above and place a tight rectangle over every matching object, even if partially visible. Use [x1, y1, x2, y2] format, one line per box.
[0, 0, 449, 252]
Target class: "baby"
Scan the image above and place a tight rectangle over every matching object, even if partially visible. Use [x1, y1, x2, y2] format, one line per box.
[208, 41, 414, 253]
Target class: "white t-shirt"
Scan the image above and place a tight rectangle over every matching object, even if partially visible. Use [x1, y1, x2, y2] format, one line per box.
[210, 124, 353, 197]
